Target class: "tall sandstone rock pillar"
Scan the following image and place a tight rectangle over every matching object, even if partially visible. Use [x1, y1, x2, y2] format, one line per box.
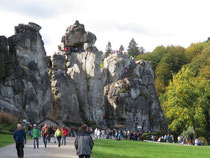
[0, 22, 51, 122]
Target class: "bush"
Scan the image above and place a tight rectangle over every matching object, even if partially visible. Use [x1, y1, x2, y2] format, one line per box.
[142, 131, 166, 140]
[143, 133, 151, 140]
[150, 131, 166, 137]
[180, 126, 194, 139]
[0, 112, 17, 125]
[100, 61, 104, 68]
[199, 137, 208, 145]
[120, 88, 126, 93]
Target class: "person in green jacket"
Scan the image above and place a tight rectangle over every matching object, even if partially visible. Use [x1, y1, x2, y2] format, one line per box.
[55, 127, 63, 147]
[31, 124, 41, 149]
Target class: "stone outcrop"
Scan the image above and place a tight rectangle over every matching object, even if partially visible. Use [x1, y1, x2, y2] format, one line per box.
[0, 21, 166, 131]
[58, 20, 97, 52]
[52, 21, 104, 125]
[103, 54, 166, 131]
[0, 23, 51, 123]
[49, 54, 82, 124]
[66, 50, 104, 125]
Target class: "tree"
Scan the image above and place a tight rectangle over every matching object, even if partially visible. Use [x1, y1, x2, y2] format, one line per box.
[155, 62, 172, 95]
[127, 38, 142, 56]
[185, 41, 209, 63]
[135, 45, 167, 70]
[105, 41, 112, 58]
[162, 67, 210, 139]
[161, 46, 187, 73]
[119, 45, 124, 52]
[138, 46, 145, 54]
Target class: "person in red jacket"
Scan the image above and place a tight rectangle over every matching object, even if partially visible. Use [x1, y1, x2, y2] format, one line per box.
[62, 127, 68, 145]
[41, 124, 48, 148]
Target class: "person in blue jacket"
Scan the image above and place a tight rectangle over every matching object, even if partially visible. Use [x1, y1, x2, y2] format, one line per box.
[13, 124, 26, 158]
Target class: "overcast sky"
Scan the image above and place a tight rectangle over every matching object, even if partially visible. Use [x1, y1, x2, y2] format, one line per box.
[0, 0, 210, 55]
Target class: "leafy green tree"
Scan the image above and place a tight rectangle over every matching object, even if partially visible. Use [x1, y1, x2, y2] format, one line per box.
[154, 78, 166, 96]
[188, 45, 210, 72]
[135, 46, 167, 70]
[185, 41, 209, 63]
[127, 38, 142, 56]
[155, 62, 172, 95]
[162, 67, 210, 139]
[161, 46, 186, 73]
[105, 41, 112, 58]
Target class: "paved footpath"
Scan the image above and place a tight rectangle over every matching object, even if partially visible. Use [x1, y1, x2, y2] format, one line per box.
[0, 137, 77, 158]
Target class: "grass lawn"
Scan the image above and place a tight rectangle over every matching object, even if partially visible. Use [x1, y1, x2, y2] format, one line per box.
[0, 134, 15, 148]
[0, 134, 32, 148]
[92, 139, 210, 158]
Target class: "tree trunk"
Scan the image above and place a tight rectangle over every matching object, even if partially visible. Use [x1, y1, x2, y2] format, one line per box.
[192, 125, 196, 145]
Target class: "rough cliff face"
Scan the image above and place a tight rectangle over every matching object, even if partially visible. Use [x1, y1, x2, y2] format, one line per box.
[52, 21, 104, 125]
[50, 54, 82, 124]
[66, 50, 104, 125]
[0, 23, 51, 122]
[103, 54, 166, 131]
[0, 21, 166, 131]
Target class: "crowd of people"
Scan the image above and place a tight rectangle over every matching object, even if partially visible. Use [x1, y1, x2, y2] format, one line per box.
[13, 123, 95, 158]
[13, 123, 204, 158]
[26, 124, 79, 148]
[94, 128, 144, 141]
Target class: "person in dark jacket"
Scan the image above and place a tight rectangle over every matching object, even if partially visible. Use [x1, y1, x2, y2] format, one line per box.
[74, 124, 94, 158]
[13, 124, 26, 158]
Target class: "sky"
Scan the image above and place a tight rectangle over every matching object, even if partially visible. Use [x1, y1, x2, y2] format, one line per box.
[0, 0, 210, 55]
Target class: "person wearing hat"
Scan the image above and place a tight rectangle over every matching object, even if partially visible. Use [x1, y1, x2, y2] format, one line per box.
[32, 124, 41, 149]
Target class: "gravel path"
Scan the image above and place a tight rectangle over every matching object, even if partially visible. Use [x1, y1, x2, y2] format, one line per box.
[0, 137, 77, 158]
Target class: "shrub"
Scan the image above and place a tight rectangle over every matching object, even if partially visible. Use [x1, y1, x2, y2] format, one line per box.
[143, 133, 151, 140]
[180, 126, 194, 139]
[0, 112, 17, 125]
[100, 61, 104, 68]
[150, 131, 166, 137]
[199, 137, 208, 145]
[120, 88, 126, 93]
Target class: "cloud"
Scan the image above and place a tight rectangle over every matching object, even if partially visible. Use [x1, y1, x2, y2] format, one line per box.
[116, 24, 175, 38]
[0, 0, 78, 19]
[0, 0, 210, 54]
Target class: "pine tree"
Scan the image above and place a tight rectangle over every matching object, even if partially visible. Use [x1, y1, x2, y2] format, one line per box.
[105, 41, 112, 58]
[119, 45, 124, 52]
[138, 46, 145, 54]
[127, 38, 142, 56]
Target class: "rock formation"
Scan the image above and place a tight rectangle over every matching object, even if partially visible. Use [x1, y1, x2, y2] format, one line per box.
[103, 54, 166, 131]
[52, 21, 104, 125]
[58, 20, 97, 53]
[0, 22, 51, 123]
[0, 21, 167, 131]
[49, 54, 82, 124]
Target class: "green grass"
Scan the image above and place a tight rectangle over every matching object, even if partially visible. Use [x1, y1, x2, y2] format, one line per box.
[0, 134, 32, 148]
[0, 134, 15, 148]
[0, 124, 17, 134]
[92, 139, 210, 158]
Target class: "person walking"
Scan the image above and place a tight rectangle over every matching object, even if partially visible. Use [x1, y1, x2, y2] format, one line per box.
[27, 125, 32, 138]
[31, 124, 40, 149]
[41, 124, 48, 148]
[47, 125, 53, 143]
[62, 127, 68, 145]
[97, 129, 101, 139]
[74, 124, 94, 158]
[55, 127, 63, 147]
[53, 126, 57, 143]
[13, 124, 26, 158]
